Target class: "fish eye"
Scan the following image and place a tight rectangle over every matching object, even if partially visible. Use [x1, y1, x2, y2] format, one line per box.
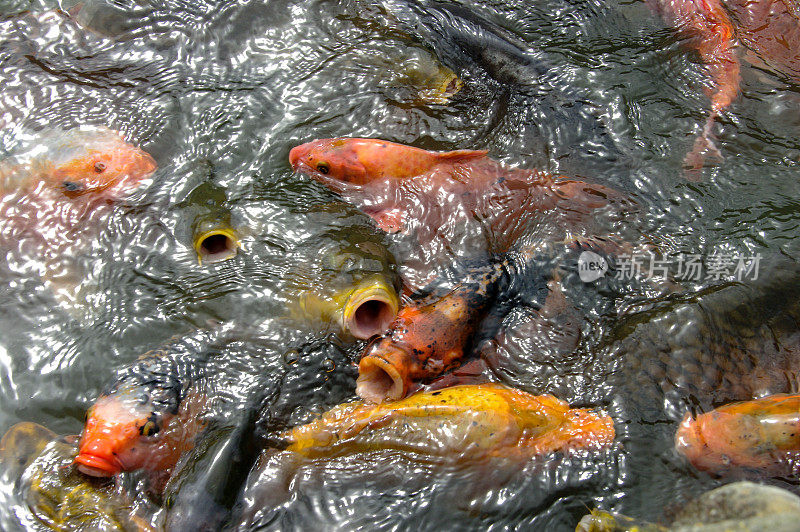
[62, 181, 84, 192]
[316, 162, 330, 174]
[93, 161, 107, 173]
[140, 420, 160, 437]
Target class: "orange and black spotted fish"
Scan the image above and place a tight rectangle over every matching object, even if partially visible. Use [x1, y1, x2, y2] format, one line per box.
[356, 261, 507, 403]
[676, 393, 800, 474]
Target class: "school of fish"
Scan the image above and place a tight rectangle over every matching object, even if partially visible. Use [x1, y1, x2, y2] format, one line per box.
[1, 0, 800, 530]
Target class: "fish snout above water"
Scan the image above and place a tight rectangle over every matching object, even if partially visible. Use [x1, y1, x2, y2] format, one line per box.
[356, 264, 503, 403]
[296, 274, 400, 340]
[74, 394, 156, 477]
[339, 275, 400, 340]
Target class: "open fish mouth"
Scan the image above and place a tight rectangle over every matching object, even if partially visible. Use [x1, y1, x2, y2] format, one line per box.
[356, 348, 406, 403]
[193, 228, 240, 264]
[74, 452, 123, 477]
[341, 278, 399, 340]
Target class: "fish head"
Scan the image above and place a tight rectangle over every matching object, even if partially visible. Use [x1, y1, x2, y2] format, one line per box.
[675, 410, 762, 472]
[335, 274, 400, 340]
[357, 338, 412, 403]
[47, 130, 156, 198]
[289, 138, 370, 186]
[74, 391, 170, 477]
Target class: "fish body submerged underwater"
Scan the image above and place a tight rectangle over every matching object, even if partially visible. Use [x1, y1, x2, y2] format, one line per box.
[283, 383, 614, 459]
[676, 393, 800, 474]
[0, 127, 156, 308]
[0, 127, 156, 199]
[651, 0, 800, 174]
[290, 137, 632, 257]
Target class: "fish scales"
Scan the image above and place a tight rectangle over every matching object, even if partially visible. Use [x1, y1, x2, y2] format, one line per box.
[283, 383, 614, 459]
[609, 256, 800, 421]
[356, 251, 555, 403]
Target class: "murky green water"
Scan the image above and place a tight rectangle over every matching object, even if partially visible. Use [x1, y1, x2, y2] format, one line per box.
[0, 0, 798, 530]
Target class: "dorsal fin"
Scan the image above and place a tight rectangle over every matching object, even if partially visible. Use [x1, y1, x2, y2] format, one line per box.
[437, 149, 489, 163]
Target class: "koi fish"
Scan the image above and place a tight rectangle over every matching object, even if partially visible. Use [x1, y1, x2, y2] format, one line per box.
[0, 127, 156, 199]
[725, 0, 800, 83]
[0, 128, 156, 309]
[676, 393, 800, 473]
[179, 182, 241, 265]
[289, 138, 631, 254]
[290, 137, 490, 186]
[282, 383, 615, 459]
[74, 331, 217, 482]
[295, 273, 400, 340]
[356, 262, 505, 403]
[1, 422, 158, 531]
[288, 230, 401, 339]
[651, 0, 739, 175]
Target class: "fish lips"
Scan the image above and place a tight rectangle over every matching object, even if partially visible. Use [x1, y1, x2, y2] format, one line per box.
[356, 344, 410, 403]
[74, 451, 124, 477]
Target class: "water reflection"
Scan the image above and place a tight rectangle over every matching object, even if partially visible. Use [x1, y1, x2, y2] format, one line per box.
[0, 0, 798, 530]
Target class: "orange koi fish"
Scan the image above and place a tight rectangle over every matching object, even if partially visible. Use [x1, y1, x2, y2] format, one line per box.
[289, 137, 488, 186]
[676, 393, 800, 473]
[0, 127, 156, 199]
[649, 0, 736, 175]
[0, 128, 156, 308]
[75, 386, 204, 479]
[283, 383, 615, 459]
[356, 263, 504, 403]
[75, 335, 211, 482]
[290, 138, 630, 253]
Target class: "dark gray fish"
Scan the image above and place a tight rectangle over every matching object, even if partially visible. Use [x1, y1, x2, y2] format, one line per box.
[177, 181, 240, 264]
[373, 0, 630, 176]
[379, 0, 550, 88]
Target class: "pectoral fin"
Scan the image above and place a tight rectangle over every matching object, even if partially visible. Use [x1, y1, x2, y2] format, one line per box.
[438, 150, 489, 163]
[366, 208, 406, 234]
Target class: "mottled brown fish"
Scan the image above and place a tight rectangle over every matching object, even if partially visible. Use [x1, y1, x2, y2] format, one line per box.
[356, 262, 504, 403]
